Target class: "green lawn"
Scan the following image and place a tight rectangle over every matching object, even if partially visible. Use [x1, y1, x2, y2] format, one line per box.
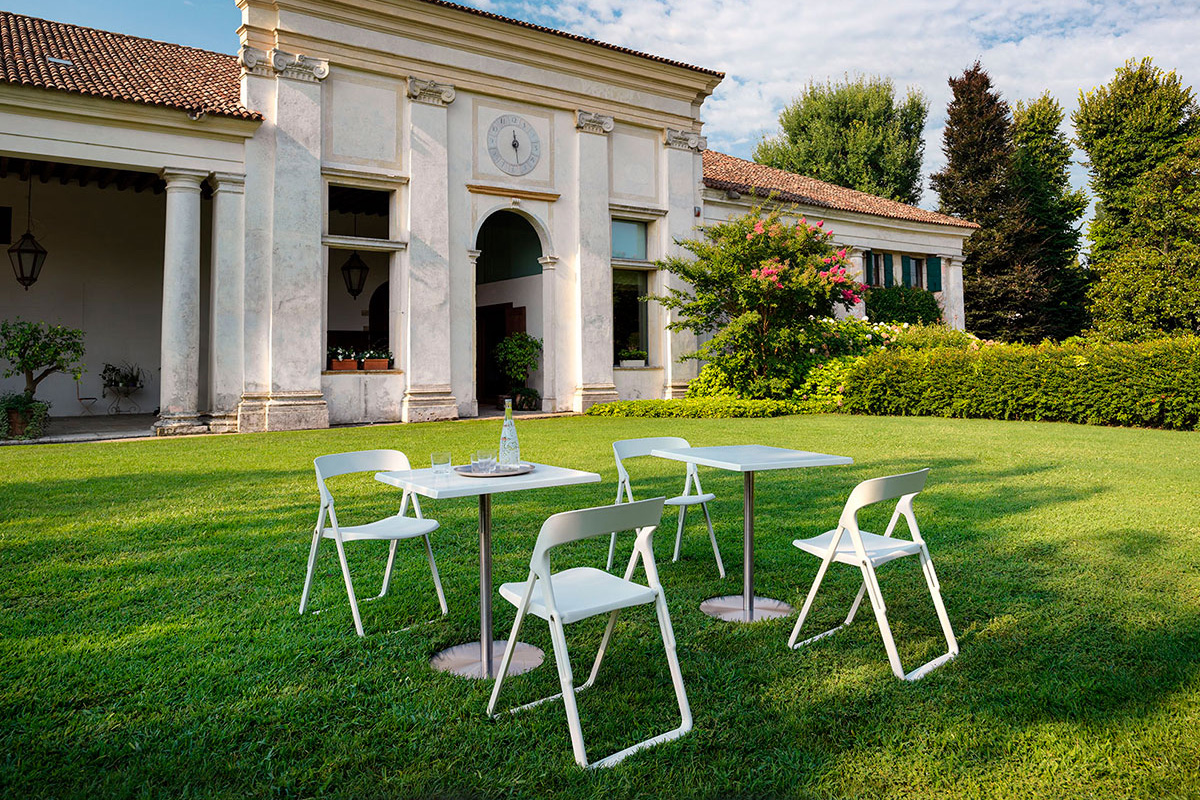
[2, 414, 1198, 798]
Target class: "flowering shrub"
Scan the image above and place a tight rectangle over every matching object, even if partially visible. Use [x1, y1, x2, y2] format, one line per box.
[585, 398, 803, 419]
[654, 207, 864, 398]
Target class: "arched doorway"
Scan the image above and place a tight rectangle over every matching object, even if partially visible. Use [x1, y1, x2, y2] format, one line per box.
[474, 210, 543, 408]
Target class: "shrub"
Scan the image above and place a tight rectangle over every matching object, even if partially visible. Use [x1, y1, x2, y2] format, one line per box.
[883, 322, 981, 350]
[0, 391, 50, 439]
[494, 332, 542, 393]
[585, 398, 803, 419]
[841, 337, 1200, 430]
[864, 286, 942, 325]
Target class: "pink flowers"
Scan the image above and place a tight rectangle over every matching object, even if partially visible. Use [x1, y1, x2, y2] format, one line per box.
[751, 259, 785, 289]
[816, 220, 824, 228]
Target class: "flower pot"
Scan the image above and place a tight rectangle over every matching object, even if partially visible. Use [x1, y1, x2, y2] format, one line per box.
[330, 359, 359, 371]
[362, 358, 389, 371]
[619, 359, 647, 368]
[6, 408, 30, 438]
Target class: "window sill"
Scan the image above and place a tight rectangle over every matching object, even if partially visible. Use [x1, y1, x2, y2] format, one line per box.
[613, 365, 662, 371]
[321, 369, 405, 375]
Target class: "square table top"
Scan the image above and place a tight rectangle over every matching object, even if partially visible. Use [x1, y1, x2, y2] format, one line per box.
[650, 444, 853, 473]
[375, 462, 600, 499]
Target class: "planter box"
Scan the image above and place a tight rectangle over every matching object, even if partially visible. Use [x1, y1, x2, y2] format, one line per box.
[362, 358, 389, 371]
[619, 359, 647, 368]
[330, 359, 360, 371]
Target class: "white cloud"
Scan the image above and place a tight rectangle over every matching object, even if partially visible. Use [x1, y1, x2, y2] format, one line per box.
[477, 0, 1200, 209]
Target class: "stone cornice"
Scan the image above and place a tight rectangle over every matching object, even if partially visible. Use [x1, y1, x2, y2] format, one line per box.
[407, 77, 456, 106]
[576, 110, 615, 135]
[664, 128, 707, 152]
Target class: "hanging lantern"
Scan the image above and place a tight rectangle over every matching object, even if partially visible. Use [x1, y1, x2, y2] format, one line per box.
[8, 180, 47, 290]
[341, 251, 369, 298]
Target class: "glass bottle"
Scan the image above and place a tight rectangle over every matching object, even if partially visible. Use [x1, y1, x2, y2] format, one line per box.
[499, 398, 520, 467]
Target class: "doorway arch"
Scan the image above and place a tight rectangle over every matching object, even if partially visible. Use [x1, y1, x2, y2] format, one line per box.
[474, 210, 544, 408]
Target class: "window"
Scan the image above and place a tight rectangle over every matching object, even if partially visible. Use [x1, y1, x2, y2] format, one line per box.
[913, 257, 926, 289]
[326, 185, 394, 358]
[612, 219, 651, 365]
[871, 253, 885, 287]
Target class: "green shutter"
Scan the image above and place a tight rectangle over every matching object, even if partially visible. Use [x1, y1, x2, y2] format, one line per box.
[927, 256, 942, 292]
[883, 253, 894, 287]
[901, 255, 912, 287]
[862, 250, 874, 285]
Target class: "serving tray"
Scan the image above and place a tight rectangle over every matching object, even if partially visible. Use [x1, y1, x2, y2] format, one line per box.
[454, 463, 535, 478]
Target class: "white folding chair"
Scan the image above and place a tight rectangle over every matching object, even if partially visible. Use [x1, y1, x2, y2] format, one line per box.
[487, 497, 692, 769]
[787, 469, 958, 681]
[608, 437, 725, 578]
[300, 449, 448, 637]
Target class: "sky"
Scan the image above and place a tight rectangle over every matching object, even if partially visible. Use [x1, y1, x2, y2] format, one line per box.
[12, 0, 1200, 210]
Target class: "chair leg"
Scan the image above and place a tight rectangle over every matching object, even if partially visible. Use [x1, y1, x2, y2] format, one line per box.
[860, 564, 908, 679]
[582, 609, 621, 689]
[701, 502, 725, 578]
[787, 552, 837, 649]
[333, 537, 365, 637]
[672, 505, 687, 563]
[299, 526, 323, 615]
[378, 540, 399, 599]
[606, 532, 618, 572]
[424, 534, 449, 615]
[548, 615, 590, 768]
[488, 583, 533, 716]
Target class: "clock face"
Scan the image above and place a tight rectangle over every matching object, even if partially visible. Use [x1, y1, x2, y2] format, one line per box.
[486, 114, 542, 177]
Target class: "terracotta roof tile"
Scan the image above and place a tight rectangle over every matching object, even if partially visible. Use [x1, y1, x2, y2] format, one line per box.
[415, 0, 723, 78]
[0, 11, 258, 120]
[702, 150, 977, 229]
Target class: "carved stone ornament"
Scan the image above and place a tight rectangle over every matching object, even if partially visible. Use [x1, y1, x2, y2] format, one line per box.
[407, 77, 456, 106]
[238, 45, 272, 77]
[270, 49, 330, 82]
[665, 128, 707, 152]
[576, 110, 615, 135]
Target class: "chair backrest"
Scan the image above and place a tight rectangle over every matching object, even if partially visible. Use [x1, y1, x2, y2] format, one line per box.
[838, 468, 929, 531]
[613, 437, 690, 483]
[532, 497, 666, 570]
[314, 449, 413, 504]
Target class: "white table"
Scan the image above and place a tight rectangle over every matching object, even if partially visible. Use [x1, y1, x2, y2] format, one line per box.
[651, 445, 852, 623]
[375, 462, 600, 679]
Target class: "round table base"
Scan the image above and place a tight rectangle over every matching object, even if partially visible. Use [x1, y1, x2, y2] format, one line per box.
[429, 640, 544, 679]
[700, 595, 795, 623]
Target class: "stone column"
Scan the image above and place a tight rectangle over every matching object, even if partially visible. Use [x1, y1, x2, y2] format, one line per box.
[265, 48, 330, 430]
[236, 44, 275, 432]
[208, 173, 245, 432]
[944, 256, 966, 330]
[572, 110, 619, 411]
[661, 129, 706, 399]
[402, 77, 458, 422]
[847, 248, 868, 321]
[538, 255, 559, 411]
[155, 168, 208, 435]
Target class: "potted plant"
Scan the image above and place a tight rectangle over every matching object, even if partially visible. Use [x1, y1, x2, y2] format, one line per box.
[493, 332, 543, 410]
[361, 348, 392, 371]
[0, 318, 85, 439]
[618, 347, 649, 368]
[100, 362, 146, 397]
[327, 346, 359, 371]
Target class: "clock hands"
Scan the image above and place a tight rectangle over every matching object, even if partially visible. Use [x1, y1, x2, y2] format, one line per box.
[511, 130, 520, 161]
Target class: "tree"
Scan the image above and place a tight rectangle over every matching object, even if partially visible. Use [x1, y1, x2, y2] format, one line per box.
[1074, 58, 1200, 264]
[654, 207, 862, 398]
[930, 62, 1033, 340]
[1011, 94, 1091, 339]
[754, 75, 928, 204]
[1088, 139, 1200, 339]
[0, 318, 86, 400]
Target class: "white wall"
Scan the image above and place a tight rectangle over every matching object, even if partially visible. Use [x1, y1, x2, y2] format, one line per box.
[0, 175, 170, 416]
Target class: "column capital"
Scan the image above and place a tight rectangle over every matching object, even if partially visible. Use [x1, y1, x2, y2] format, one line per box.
[407, 76, 456, 106]
[537, 255, 559, 270]
[576, 110, 614, 135]
[466, 248, 482, 263]
[664, 128, 707, 152]
[238, 45, 273, 77]
[270, 48, 329, 82]
[210, 172, 246, 193]
[160, 168, 208, 190]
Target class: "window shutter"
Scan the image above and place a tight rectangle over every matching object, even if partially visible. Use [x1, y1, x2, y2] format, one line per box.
[927, 256, 943, 292]
[883, 253, 894, 287]
[862, 250, 873, 285]
[901, 255, 912, 287]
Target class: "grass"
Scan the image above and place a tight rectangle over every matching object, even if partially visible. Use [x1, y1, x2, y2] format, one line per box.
[1, 414, 1198, 799]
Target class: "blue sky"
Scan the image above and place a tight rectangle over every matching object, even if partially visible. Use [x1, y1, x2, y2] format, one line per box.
[15, 0, 1200, 210]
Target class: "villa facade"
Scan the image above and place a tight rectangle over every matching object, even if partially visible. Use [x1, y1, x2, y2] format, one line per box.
[0, 1, 976, 432]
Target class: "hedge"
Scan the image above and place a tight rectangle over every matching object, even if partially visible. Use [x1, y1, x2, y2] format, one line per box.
[864, 286, 942, 325]
[841, 337, 1200, 430]
[585, 398, 807, 419]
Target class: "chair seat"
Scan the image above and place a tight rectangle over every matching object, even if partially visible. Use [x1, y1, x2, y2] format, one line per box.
[322, 514, 438, 542]
[664, 492, 716, 506]
[500, 567, 657, 625]
[793, 529, 923, 566]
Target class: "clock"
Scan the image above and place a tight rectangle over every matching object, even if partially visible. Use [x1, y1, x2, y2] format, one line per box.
[486, 114, 541, 177]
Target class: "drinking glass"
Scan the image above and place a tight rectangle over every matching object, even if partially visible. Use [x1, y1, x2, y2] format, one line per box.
[474, 449, 496, 474]
[431, 452, 452, 474]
